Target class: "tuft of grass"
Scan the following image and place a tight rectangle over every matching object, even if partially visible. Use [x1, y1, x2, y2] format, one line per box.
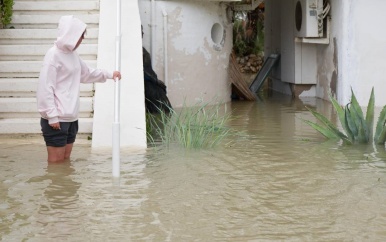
[304, 87, 386, 145]
[146, 100, 233, 149]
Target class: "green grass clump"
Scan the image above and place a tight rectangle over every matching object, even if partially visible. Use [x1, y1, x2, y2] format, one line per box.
[146, 100, 232, 149]
[304, 87, 386, 145]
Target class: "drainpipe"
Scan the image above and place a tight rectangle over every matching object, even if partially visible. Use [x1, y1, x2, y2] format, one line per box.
[162, 9, 168, 87]
[151, 0, 156, 69]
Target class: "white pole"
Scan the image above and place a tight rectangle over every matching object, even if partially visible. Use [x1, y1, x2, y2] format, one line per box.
[162, 10, 168, 87]
[151, 0, 156, 68]
[112, 0, 121, 178]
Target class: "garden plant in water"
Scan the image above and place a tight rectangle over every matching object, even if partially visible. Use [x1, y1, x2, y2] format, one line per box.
[146, 100, 233, 149]
[304, 87, 386, 145]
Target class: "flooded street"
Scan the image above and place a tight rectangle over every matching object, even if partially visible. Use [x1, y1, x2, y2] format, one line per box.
[2, 93, 386, 241]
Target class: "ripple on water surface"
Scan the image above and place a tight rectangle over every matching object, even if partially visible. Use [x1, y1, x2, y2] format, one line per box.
[2, 95, 386, 240]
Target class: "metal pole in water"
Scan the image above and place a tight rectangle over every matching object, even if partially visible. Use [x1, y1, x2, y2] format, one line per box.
[112, 0, 121, 178]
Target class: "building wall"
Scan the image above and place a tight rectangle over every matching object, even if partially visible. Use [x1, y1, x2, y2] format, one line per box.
[336, 0, 386, 107]
[266, 0, 386, 107]
[92, 0, 147, 148]
[138, 0, 233, 107]
[316, 0, 346, 104]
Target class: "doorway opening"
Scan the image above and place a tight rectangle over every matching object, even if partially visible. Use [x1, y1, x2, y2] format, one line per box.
[231, 1, 266, 100]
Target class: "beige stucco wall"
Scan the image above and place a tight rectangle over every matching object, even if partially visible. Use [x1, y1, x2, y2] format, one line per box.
[138, 0, 233, 107]
[336, 0, 386, 107]
[266, 0, 386, 107]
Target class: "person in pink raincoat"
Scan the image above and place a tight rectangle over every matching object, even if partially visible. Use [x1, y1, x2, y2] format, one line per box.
[37, 15, 121, 163]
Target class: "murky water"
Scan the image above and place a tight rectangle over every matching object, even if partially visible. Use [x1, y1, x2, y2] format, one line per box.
[2, 93, 386, 241]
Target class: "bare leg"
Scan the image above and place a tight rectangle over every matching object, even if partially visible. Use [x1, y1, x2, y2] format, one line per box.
[47, 146, 66, 163]
[64, 143, 74, 160]
[46, 143, 74, 162]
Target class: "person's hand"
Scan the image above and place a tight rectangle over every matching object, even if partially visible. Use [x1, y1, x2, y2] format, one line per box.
[113, 71, 121, 81]
[50, 122, 61, 130]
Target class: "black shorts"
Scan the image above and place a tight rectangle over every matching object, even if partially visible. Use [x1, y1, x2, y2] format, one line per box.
[40, 118, 79, 147]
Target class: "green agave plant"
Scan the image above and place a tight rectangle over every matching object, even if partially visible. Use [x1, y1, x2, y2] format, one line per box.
[304, 87, 386, 145]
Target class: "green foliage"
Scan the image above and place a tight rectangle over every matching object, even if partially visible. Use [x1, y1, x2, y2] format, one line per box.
[233, 20, 247, 56]
[234, 37, 247, 56]
[232, 12, 264, 57]
[0, 0, 14, 27]
[146, 100, 233, 149]
[253, 21, 264, 55]
[304, 87, 386, 145]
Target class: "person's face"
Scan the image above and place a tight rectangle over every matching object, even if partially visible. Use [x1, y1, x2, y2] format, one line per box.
[73, 31, 85, 50]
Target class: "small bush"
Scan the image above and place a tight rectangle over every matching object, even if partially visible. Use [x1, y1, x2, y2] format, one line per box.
[0, 0, 14, 27]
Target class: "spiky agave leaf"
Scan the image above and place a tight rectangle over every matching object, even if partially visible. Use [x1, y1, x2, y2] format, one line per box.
[375, 127, 386, 145]
[350, 88, 365, 119]
[330, 93, 354, 142]
[350, 88, 369, 141]
[305, 107, 351, 143]
[345, 104, 358, 140]
[303, 119, 340, 139]
[365, 87, 375, 140]
[374, 105, 386, 145]
[349, 103, 368, 143]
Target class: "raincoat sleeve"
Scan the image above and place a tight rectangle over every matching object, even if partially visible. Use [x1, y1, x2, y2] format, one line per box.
[79, 58, 113, 83]
[37, 63, 60, 124]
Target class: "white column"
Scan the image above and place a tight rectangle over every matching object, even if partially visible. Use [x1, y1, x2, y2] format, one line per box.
[92, 0, 147, 148]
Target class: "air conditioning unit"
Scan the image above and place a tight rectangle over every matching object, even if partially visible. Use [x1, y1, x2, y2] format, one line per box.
[294, 0, 323, 38]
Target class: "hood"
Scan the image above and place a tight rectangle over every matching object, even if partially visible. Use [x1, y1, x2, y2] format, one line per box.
[55, 15, 86, 52]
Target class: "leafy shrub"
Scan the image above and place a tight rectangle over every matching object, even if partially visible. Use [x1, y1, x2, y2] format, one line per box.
[0, 0, 14, 27]
[233, 12, 264, 57]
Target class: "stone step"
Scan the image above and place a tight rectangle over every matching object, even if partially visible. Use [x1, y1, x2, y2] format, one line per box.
[13, 1, 99, 12]
[0, 28, 98, 44]
[0, 60, 97, 78]
[0, 78, 94, 97]
[10, 14, 100, 29]
[0, 0, 100, 134]
[0, 97, 94, 119]
[9, 0, 100, 29]
[0, 44, 98, 61]
[0, 117, 93, 134]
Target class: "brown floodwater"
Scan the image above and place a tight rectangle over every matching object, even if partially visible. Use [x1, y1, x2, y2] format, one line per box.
[2, 93, 386, 241]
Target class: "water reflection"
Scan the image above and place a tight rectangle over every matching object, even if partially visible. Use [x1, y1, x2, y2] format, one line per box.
[1, 93, 386, 240]
[28, 162, 81, 239]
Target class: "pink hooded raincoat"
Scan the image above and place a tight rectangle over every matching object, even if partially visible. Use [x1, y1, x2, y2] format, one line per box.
[37, 15, 112, 124]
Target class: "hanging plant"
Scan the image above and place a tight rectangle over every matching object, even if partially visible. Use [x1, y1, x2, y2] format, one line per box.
[0, 0, 14, 28]
[303, 87, 386, 145]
